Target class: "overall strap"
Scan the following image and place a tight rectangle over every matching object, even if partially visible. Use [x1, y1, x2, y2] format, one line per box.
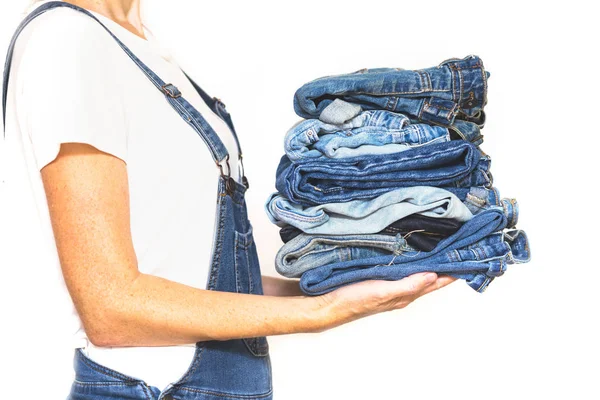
[2, 1, 241, 180]
[181, 70, 243, 161]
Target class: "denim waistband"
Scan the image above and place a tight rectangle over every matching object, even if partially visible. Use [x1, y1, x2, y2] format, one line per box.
[461, 186, 519, 228]
[284, 110, 450, 161]
[293, 55, 489, 128]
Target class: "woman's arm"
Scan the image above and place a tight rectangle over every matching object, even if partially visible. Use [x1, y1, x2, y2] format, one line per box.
[43, 142, 454, 348]
[262, 275, 304, 297]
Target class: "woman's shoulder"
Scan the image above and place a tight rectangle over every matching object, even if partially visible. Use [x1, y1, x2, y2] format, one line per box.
[17, 6, 124, 71]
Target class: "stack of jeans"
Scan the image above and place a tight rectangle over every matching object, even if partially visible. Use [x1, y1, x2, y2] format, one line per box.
[265, 55, 531, 295]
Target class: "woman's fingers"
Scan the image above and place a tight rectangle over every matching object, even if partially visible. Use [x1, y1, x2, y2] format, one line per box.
[419, 275, 458, 296]
[371, 272, 438, 310]
[382, 274, 457, 310]
[380, 272, 438, 298]
[319, 272, 459, 330]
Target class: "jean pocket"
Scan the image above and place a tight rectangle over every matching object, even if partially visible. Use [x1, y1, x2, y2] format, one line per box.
[234, 224, 270, 357]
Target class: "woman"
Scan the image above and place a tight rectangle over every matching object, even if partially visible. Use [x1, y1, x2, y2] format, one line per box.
[1, 0, 455, 398]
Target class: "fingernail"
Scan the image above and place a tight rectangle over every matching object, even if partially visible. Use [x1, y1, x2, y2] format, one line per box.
[424, 273, 437, 283]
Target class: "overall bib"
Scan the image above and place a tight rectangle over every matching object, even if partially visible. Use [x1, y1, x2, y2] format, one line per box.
[2, 2, 273, 399]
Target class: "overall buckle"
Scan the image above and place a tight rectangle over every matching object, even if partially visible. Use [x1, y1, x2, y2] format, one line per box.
[162, 83, 181, 98]
[216, 155, 236, 196]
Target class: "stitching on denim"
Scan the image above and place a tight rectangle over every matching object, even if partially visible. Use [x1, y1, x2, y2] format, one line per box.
[417, 99, 426, 120]
[320, 186, 344, 194]
[480, 61, 488, 107]
[424, 101, 455, 112]
[425, 70, 432, 91]
[178, 386, 273, 399]
[247, 244, 254, 293]
[77, 350, 140, 382]
[290, 238, 397, 255]
[233, 229, 268, 356]
[392, 96, 400, 112]
[446, 250, 455, 262]
[342, 88, 451, 96]
[472, 246, 484, 260]
[479, 245, 489, 260]
[476, 278, 490, 292]
[169, 97, 223, 162]
[171, 344, 206, 387]
[510, 198, 517, 227]
[234, 231, 243, 293]
[450, 63, 457, 102]
[140, 383, 153, 400]
[207, 196, 227, 290]
[72, 380, 139, 387]
[458, 65, 465, 106]
[274, 207, 326, 223]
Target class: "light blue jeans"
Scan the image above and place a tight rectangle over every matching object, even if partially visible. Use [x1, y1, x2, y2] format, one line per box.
[319, 99, 484, 145]
[265, 186, 474, 235]
[275, 233, 415, 278]
[284, 109, 449, 161]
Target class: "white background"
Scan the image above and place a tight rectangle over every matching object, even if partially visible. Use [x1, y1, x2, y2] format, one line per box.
[1, 0, 598, 398]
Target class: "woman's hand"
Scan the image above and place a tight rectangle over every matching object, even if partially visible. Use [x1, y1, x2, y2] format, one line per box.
[312, 273, 457, 332]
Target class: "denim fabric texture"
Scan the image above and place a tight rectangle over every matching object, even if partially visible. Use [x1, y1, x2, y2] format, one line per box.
[293, 55, 489, 140]
[284, 109, 450, 161]
[276, 209, 529, 280]
[266, 55, 530, 295]
[319, 98, 485, 145]
[276, 233, 415, 278]
[265, 186, 473, 235]
[298, 209, 531, 294]
[279, 213, 464, 252]
[275, 140, 493, 206]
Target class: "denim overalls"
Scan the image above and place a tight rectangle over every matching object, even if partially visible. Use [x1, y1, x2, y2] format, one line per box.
[2, 2, 272, 399]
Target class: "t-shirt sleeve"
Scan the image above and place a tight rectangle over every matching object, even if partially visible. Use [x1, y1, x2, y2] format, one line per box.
[16, 10, 128, 170]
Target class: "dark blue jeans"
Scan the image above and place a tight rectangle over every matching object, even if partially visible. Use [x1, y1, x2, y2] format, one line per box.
[275, 140, 492, 206]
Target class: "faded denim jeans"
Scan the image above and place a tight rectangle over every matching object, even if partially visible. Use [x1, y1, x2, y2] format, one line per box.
[285, 109, 449, 161]
[293, 55, 489, 141]
[265, 186, 473, 235]
[297, 208, 530, 295]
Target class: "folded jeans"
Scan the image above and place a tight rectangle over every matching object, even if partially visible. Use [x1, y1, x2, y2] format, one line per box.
[278, 226, 529, 280]
[275, 140, 493, 206]
[293, 55, 489, 140]
[265, 185, 473, 235]
[279, 213, 464, 252]
[297, 208, 530, 294]
[285, 109, 450, 161]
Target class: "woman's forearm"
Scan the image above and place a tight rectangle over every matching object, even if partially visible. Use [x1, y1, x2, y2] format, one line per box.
[261, 275, 304, 297]
[89, 271, 327, 347]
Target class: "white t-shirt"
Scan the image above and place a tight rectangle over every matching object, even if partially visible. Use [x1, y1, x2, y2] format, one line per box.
[1, 0, 240, 392]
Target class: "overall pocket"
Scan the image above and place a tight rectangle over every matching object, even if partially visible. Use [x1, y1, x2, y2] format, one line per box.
[234, 224, 270, 357]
